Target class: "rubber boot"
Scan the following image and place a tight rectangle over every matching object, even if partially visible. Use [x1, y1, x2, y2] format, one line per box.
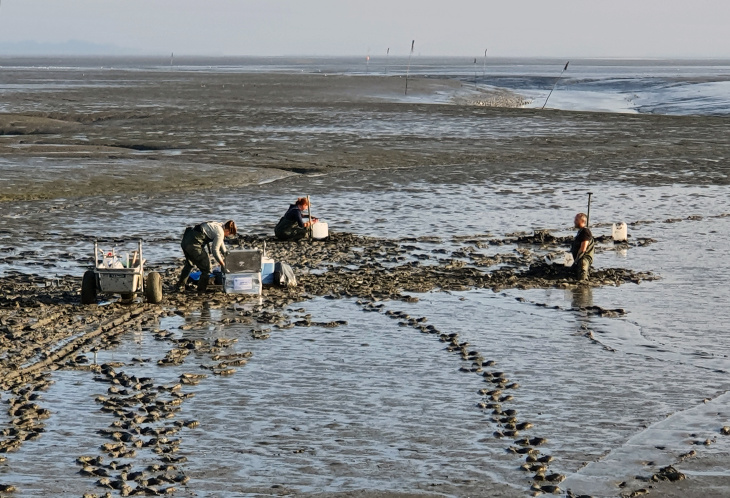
[197, 274, 209, 294]
[175, 276, 188, 293]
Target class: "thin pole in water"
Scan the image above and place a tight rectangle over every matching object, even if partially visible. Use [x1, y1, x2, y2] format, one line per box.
[473, 58, 477, 87]
[307, 195, 313, 241]
[170, 52, 174, 66]
[385, 47, 390, 74]
[587, 192, 593, 227]
[482, 48, 488, 78]
[405, 40, 414, 95]
[542, 61, 570, 110]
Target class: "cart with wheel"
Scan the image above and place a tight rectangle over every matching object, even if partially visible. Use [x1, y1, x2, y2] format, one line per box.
[81, 240, 163, 305]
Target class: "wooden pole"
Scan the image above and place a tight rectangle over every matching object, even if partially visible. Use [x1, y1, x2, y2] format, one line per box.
[405, 40, 415, 95]
[307, 195, 312, 241]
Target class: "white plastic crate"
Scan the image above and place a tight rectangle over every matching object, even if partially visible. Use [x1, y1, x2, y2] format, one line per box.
[223, 272, 262, 295]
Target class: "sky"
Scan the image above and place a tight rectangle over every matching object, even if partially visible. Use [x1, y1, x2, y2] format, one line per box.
[0, 0, 728, 58]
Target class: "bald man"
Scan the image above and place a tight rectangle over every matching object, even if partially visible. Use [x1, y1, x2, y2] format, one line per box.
[571, 213, 595, 281]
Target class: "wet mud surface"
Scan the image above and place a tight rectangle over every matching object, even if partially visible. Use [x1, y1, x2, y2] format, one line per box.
[2, 64, 730, 497]
[1, 69, 730, 203]
[0, 220, 714, 497]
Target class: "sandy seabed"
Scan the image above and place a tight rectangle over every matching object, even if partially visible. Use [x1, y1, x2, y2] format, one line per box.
[1, 64, 730, 497]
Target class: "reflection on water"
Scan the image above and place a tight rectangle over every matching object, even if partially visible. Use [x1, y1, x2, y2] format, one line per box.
[568, 285, 594, 309]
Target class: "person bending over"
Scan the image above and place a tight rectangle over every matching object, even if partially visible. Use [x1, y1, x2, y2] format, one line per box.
[275, 197, 317, 241]
[176, 220, 237, 293]
[571, 212, 594, 281]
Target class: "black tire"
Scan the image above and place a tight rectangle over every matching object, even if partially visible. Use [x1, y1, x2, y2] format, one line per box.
[145, 272, 163, 304]
[81, 271, 97, 305]
[120, 293, 135, 302]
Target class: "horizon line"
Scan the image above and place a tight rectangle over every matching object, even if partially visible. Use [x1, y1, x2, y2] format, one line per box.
[1, 53, 730, 61]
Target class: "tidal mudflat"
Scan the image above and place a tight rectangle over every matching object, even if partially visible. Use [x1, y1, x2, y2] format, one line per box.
[1, 60, 729, 497]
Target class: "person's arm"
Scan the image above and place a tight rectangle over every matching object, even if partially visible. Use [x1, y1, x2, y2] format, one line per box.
[294, 209, 305, 228]
[576, 239, 589, 260]
[210, 226, 227, 266]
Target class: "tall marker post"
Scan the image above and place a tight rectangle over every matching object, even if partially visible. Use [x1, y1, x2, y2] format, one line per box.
[405, 40, 415, 95]
[542, 61, 570, 109]
[482, 48, 488, 78]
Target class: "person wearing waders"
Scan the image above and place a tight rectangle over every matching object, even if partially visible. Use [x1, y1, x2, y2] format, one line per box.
[571, 212, 594, 281]
[175, 220, 237, 293]
[275, 197, 317, 241]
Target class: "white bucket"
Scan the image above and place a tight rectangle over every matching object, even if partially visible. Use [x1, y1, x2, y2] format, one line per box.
[612, 222, 628, 242]
[563, 253, 574, 267]
[312, 221, 329, 239]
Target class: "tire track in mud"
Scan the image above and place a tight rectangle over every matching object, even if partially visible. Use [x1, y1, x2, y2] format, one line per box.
[354, 298, 566, 496]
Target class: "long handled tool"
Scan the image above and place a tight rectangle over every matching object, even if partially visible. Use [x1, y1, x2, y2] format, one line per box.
[586, 192, 593, 227]
[307, 195, 312, 241]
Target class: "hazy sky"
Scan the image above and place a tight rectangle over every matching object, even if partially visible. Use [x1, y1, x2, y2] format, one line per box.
[0, 0, 728, 58]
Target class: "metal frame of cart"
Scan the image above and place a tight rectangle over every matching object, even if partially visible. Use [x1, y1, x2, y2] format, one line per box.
[81, 240, 163, 304]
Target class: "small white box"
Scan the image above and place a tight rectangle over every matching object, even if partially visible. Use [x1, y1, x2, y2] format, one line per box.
[261, 257, 275, 285]
[224, 272, 262, 295]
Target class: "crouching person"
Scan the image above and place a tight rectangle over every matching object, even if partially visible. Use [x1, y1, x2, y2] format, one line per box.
[571, 212, 594, 281]
[275, 197, 317, 241]
[176, 220, 237, 293]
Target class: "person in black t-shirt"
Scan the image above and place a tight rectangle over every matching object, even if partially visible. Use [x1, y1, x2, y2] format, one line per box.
[571, 212, 595, 281]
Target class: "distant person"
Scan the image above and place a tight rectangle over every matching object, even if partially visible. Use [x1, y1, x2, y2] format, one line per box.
[176, 220, 237, 293]
[571, 212, 594, 281]
[275, 197, 317, 241]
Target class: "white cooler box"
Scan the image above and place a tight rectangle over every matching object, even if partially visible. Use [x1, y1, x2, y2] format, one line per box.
[223, 272, 262, 295]
[225, 249, 262, 273]
[223, 250, 263, 294]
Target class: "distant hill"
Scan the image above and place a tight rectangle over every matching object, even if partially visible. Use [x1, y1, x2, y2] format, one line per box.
[0, 40, 139, 55]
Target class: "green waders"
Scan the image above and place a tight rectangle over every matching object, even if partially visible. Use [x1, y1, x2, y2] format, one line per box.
[176, 227, 212, 293]
[275, 217, 308, 241]
[573, 239, 595, 281]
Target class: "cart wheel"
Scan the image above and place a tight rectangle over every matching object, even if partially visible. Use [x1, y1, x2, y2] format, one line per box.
[81, 271, 97, 305]
[145, 272, 163, 304]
